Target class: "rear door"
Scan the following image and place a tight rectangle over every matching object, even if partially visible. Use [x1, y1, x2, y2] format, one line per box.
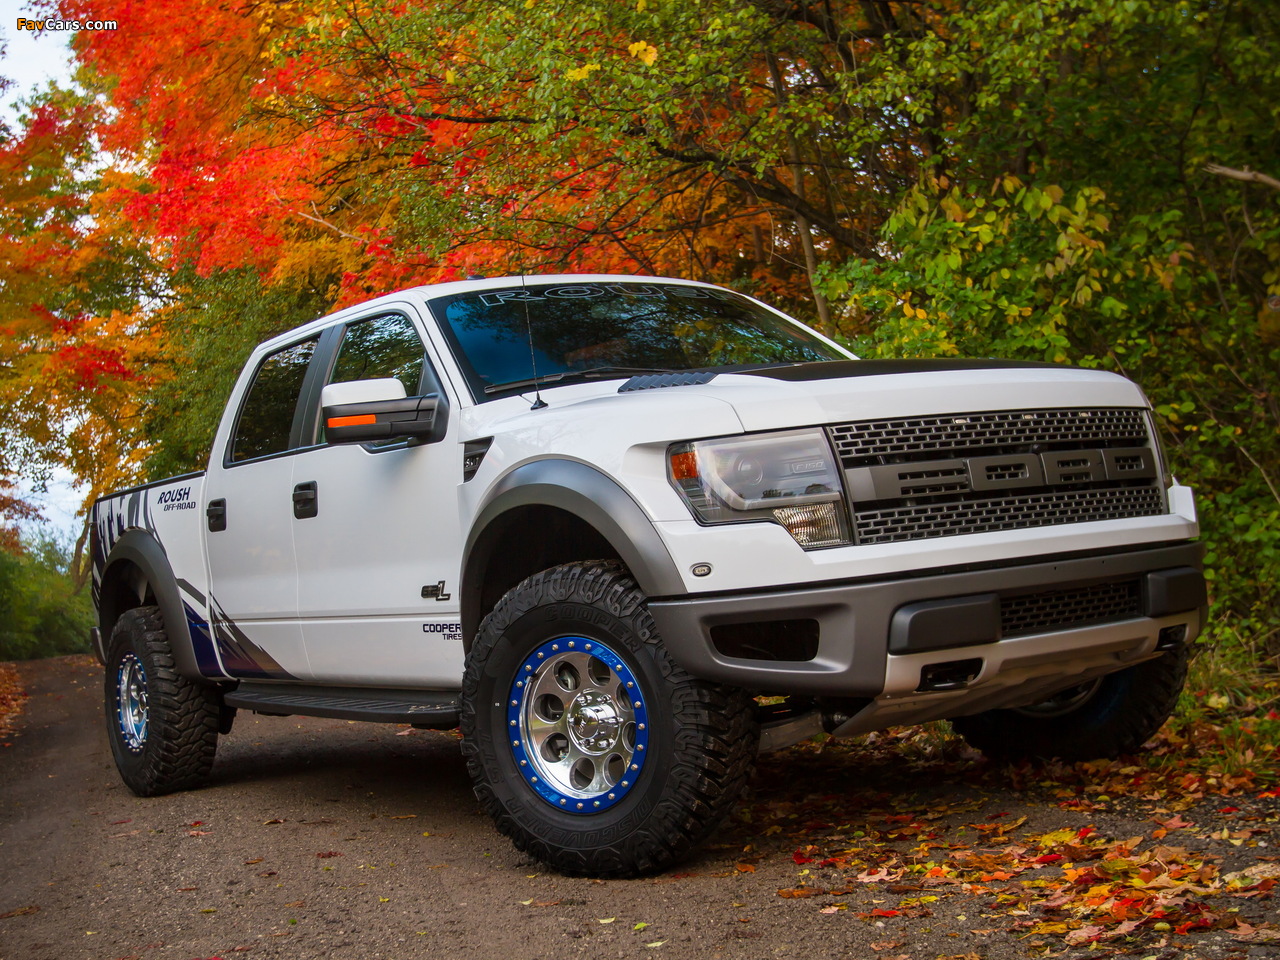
[202, 334, 328, 680]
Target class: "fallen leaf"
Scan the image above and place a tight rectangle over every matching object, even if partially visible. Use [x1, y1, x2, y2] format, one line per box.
[0, 905, 39, 919]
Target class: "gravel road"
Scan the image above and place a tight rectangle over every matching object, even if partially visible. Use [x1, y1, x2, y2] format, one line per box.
[1, 656, 1274, 960]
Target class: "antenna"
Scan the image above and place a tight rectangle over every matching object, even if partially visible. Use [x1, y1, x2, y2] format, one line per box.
[521, 266, 547, 410]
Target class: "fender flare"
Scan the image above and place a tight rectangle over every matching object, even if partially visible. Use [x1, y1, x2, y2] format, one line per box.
[99, 529, 209, 684]
[461, 459, 686, 642]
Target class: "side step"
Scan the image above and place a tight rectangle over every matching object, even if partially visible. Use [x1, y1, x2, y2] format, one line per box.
[224, 682, 460, 728]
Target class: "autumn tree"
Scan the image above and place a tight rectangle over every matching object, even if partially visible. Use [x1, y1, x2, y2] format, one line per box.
[12, 0, 1278, 638]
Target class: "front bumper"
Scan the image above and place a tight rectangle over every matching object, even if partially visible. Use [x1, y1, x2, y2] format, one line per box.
[648, 542, 1205, 733]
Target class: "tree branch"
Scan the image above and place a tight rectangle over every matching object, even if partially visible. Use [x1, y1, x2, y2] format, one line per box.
[1205, 163, 1280, 192]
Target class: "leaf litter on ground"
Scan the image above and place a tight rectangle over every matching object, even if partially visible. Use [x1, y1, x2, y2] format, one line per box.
[727, 718, 1278, 957]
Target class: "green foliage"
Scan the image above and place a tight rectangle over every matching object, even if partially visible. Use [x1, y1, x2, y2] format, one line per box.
[0, 534, 94, 661]
[815, 0, 1280, 632]
[141, 270, 339, 480]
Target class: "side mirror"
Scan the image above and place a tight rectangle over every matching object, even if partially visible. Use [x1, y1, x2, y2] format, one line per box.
[321, 378, 447, 444]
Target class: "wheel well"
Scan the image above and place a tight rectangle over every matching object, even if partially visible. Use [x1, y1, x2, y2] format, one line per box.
[463, 505, 623, 645]
[99, 559, 154, 637]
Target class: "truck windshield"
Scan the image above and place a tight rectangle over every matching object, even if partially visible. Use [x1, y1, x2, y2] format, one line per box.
[428, 281, 846, 401]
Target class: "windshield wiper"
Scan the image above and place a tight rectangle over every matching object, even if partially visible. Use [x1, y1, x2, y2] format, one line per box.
[483, 366, 677, 394]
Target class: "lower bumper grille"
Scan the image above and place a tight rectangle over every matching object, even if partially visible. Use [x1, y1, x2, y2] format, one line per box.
[1001, 579, 1143, 638]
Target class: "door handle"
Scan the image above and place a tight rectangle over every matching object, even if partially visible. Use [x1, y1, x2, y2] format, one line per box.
[293, 481, 318, 519]
[206, 498, 227, 532]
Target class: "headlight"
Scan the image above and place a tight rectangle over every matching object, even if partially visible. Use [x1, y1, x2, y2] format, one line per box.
[668, 429, 852, 548]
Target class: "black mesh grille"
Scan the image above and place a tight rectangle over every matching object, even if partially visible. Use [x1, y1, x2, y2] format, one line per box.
[830, 408, 1148, 467]
[827, 407, 1164, 544]
[1001, 580, 1143, 637]
[855, 487, 1165, 544]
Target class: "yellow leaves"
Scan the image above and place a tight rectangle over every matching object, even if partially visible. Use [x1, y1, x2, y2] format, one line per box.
[565, 63, 600, 82]
[628, 41, 658, 66]
[940, 196, 967, 222]
[444, 68, 457, 84]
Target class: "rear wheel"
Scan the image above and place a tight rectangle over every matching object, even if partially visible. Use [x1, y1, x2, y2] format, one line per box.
[952, 646, 1189, 761]
[461, 561, 757, 877]
[105, 606, 220, 795]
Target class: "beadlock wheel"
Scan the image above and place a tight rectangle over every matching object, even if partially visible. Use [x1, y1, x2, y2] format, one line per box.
[115, 651, 149, 753]
[461, 561, 758, 877]
[104, 606, 220, 796]
[510, 637, 649, 813]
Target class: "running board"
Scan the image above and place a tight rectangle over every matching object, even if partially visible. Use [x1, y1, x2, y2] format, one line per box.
[224, 682, 460, 728]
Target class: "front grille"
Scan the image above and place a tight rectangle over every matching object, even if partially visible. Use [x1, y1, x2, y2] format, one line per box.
[827, 407, 1164, 544]
[830, 408, 1148, 467]
[855, 487, 1165, 545]
[1001, 580, 1143, 637]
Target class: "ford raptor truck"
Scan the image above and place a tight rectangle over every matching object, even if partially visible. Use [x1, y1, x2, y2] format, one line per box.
[91, 274, 1206, 876]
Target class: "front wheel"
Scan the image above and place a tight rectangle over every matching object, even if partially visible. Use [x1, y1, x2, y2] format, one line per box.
[460, 562, 757, 877]
[105, 606, 221, 795]
[952, 645, 1189, 762]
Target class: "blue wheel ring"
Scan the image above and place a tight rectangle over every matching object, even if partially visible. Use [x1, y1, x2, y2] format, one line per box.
[507, 636, 649, 814]
[116, 651, 149, 754]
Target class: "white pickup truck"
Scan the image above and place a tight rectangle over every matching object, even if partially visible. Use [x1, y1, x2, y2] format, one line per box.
[91, 275, 1205, 876]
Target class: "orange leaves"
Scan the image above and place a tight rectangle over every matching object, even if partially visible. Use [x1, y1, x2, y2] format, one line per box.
[0, 663, 27, 742]
[776, 886, 824, 899]
[746, 726, 1280, 957]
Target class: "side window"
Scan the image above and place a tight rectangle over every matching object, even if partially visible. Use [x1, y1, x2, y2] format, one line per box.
[329, 314, 426, 396]
[230, 338, 319, 463]
[321, 314, 430, 448]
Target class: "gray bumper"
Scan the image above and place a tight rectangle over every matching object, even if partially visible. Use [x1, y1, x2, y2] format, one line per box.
[648, 542, 1205, 709]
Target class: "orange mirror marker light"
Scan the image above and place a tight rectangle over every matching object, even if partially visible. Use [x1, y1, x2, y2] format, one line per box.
[328, 414, 378, 428]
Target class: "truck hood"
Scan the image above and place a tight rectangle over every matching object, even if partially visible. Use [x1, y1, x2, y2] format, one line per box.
[697, 359, 1150, 431]
[485, 359, 1150, 435]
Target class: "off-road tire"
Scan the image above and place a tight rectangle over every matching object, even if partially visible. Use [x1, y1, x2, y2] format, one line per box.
[952, 645, 1189, 762]
[461, 561, 758, 877]
[105, 606, 220, 795]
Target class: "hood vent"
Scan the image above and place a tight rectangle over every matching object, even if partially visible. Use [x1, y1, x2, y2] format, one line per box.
[618, 371, 718, 393]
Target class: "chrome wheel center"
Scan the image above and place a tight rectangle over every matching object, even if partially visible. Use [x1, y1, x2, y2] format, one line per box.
[567, 691, 622, 751]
